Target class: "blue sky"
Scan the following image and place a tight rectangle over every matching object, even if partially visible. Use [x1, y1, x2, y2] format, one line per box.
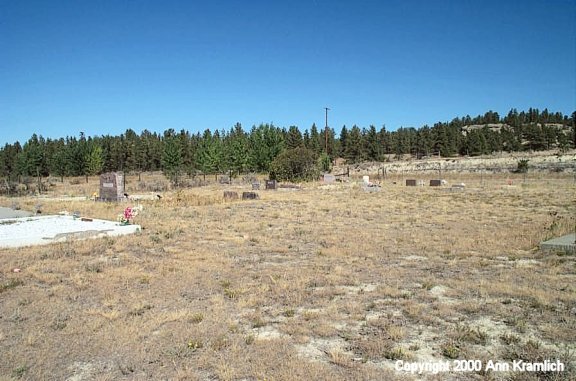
[1, 0, 575, 146]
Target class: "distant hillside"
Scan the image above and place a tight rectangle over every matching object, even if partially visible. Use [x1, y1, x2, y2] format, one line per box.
[333, 150, 576, 176]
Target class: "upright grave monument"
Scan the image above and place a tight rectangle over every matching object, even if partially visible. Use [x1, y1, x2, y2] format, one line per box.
[99, 172, 125, 201]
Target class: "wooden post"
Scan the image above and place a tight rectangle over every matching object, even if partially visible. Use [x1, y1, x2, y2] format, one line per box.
[36, 167, 41, 195]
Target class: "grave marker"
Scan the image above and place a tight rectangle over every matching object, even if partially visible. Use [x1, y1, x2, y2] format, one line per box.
[323, 174, 336, 183]
[99, 172, 124, 201]
[242, 192, 260, 200]
[223, 191, 239, 200]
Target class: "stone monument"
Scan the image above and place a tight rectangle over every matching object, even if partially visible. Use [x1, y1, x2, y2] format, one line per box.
[99, 172, 125, 201]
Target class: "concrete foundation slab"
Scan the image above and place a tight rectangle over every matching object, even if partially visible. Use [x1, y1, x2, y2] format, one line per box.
[0, 206, 33, 219]
[540, 234, 576, 254]
[0, 215, 140, 248]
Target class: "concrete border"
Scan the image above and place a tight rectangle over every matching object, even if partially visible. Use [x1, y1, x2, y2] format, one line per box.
[540, 234, 576, 254]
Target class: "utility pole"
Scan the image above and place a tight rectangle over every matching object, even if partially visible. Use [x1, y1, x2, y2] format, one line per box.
[324, 107, 330, 154]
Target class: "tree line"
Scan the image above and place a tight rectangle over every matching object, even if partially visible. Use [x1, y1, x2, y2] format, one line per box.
[0, 108, 574, 182]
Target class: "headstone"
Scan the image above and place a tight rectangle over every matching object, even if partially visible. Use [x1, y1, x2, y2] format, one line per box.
[406, 179, 417, 186]
[252, 182, 260, 190]
[429, 179, 442, 187]
[265, 180, 277, 190]
[242, 192, 260, 200]
[100, 172, 124, 201]
[323, 174, 336, 183]
[223, 191, 239, 200]
[362, 175, 370, 185]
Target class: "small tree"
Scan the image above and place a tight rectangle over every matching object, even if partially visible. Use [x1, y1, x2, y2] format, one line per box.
[318, 152, 332, 173]
[84, 145, 104, 177]
[269, 147, 319, 182]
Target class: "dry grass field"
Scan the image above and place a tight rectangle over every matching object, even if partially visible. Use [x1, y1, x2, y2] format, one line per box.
[0, 169, 575, 380]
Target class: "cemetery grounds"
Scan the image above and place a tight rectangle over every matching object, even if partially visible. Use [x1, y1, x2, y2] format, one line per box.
[0, 170, 575, 380]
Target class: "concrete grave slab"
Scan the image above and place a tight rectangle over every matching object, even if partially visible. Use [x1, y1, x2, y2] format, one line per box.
[0, 206, 33, 219]
[0, 215, 140, 248]
[540, 234, 575, 254]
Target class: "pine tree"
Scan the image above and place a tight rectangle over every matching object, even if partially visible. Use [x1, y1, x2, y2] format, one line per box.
[309, 123, 321, 154]
[285, 126, 303, 149]
[224, 123, 249, 177]
[84, 144, 104, 176]
[248, 124, 284, 172]
[162, 134, 183, 184]
[196, 129, 223, 177]
[364, 125, 379, 161]
[339, 126, 349, 157]
[345, 125, 364, 163]
[302, 130, 311, 149]
[19, 134, 48, 176]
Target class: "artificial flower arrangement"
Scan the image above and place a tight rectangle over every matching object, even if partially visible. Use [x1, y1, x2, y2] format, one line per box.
[117, 205, 143, 225]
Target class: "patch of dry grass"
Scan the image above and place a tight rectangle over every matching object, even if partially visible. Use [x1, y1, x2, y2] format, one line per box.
[0, 171, 574, 380]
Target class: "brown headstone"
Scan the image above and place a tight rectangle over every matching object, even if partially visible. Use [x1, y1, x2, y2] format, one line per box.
[223, 191, 239, 200]
[242, 192, 260, 200]
[99, 172, 125, 201]
[406, 179, 417, 186]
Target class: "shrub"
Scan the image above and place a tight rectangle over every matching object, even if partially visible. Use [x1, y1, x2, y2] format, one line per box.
[515, 159, 529, 173]
[269, 147, 319, 182]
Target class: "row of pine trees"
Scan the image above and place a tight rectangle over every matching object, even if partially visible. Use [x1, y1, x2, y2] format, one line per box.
[1, 108, 574, 181]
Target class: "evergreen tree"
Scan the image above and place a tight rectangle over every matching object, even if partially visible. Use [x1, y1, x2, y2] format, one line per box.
[364, 125, 380, 161]
[195, 129, 223, 177]
[248, 124, 284, 172]
[345, 125, 364, 163]
[224, 123, 249, 177]
[415, 126, 432, 158]
[84, 143, 104, 176]
[50, 145, 68, 181]
[20, 134, 47, 176]
[302, 129, 311, 149]
[285, 126, 303, 149]
[326, 127, 336, 158]
[338, 125, 349, 157]
[378, 126, 390, 155]
[0, 142, 21, 180]
[123, 129, 139, 172]
[162, 134, 183, 184]
[178, 129, 196, 175]
[465, 130, 487, 156]
[309, 123, 321, 154]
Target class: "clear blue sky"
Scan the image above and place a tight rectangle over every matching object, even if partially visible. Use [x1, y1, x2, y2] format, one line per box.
[1, 0, 575, 146]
